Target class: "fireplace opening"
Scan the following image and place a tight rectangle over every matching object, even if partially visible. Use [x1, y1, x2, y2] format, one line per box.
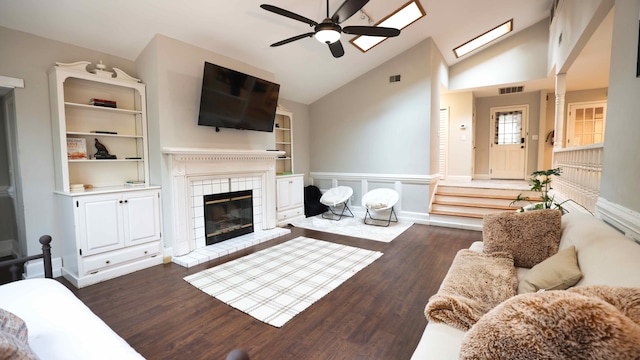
[204, 190, 254, 245]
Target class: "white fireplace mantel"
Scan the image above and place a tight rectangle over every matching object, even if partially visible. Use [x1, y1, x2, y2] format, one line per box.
[162, 147, 285, 256]
[162, 147, 285, 161]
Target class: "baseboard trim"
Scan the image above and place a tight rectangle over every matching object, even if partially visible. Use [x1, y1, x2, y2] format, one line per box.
[428, 214, 483, 231]
[24, 257, 63, 279]
[473, 174, 491, 180]
[595, 197, 640, 243]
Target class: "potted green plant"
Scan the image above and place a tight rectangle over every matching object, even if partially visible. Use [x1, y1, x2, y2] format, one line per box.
[511, 167, 592, 214]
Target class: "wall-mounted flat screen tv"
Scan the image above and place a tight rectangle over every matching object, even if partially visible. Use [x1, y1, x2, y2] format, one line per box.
[197, 61, 280, 132]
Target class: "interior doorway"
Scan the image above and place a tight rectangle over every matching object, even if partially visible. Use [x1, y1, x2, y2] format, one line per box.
[489, 105, 528, 180]
[0, 86, 24, 257]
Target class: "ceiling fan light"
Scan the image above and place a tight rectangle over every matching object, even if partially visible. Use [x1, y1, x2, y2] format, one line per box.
[315, 29, 341, 44]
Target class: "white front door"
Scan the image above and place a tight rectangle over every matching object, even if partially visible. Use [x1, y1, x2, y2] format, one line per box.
[490, 105, 528, 179]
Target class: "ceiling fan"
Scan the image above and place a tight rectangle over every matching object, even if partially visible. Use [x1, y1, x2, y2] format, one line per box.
[260, 0, 401, 58]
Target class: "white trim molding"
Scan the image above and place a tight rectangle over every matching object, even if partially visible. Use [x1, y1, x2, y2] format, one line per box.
[595, 197, 640, 244]
[24, 257, 63, 279]
[0, 76, 24, 89]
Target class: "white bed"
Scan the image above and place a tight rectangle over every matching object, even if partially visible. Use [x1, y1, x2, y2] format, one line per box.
[0, 278, 144, 359]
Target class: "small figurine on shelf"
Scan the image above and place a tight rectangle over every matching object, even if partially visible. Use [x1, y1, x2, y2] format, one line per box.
[94, 138, 117, 159]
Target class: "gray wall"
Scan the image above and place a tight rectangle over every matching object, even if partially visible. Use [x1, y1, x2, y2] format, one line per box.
[308, 39, 436, 175]
[0, 26, 136, 256]
[449, 19, 549, 91]
[600, 0, 640, 212]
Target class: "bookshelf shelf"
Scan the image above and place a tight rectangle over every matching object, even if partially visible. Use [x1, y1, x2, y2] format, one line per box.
[50, 66, 150, 192]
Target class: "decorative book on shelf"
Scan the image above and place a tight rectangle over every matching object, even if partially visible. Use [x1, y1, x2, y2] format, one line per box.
[67, 138, 87, 160]
[89, 98, 117, 108]
[125, 180, 145, 187]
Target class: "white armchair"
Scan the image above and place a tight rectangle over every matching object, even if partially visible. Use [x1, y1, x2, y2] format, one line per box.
[361, 188, 399, 226]
[319, 186, 354, 221]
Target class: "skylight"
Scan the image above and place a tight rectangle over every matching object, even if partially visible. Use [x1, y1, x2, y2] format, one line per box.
[453, 19, 513, 58]
[350, 1, 426, 53]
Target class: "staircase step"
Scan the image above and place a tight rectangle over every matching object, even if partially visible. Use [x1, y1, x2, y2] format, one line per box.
[432, 200, 517, 210]
[431, 203, 511, 217]
[433, 195, 535, 208]
[437, 185, 538, 199]
[430, 209, 486, 219]
[430, 183, 540, 225]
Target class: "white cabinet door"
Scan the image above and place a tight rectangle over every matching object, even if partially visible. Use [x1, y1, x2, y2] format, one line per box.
[276, 175, 303, 211]
[77, 194, 125, 256]
[289, 176, 304, 208]
[123, 190, 161, 245]
[76, 190, 160, 256]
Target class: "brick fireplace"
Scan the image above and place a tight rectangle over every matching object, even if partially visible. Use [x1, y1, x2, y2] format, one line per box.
[162, 148, 285, 257]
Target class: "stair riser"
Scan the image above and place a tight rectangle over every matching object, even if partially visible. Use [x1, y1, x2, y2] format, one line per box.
[432, 204, 512, 216]
[437, 186, 538, 198]
[434, 195, 530, 208]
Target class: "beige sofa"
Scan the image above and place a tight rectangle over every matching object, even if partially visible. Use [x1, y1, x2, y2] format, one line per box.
[411, 212, 640, 359]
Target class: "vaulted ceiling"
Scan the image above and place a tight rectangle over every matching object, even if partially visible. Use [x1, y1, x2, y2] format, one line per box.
[0, 0, 610, 104]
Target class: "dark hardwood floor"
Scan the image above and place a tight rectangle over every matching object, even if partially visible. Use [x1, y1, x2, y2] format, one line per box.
[57, 224, 481, 360]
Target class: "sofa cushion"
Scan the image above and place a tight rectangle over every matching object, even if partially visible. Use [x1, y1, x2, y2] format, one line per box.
[559, 213, 640, 288]
[459, 288, 640, 360]
[482, 209, 562, 268]
[518, 245, 582, 294]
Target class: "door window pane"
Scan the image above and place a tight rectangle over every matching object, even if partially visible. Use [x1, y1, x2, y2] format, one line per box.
[494, 111, 522, 145]
[569, 103, 606, 146]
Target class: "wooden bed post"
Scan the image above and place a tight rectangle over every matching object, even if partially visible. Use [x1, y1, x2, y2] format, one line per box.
[40, 235, 53, 279]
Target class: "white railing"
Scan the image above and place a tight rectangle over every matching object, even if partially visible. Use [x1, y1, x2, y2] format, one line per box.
[552, 144, 603, 212]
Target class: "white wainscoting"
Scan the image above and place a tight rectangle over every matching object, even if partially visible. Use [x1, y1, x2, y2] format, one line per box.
[309, 172, 437, 225]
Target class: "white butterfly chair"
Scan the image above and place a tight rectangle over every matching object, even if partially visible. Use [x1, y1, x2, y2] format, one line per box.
[362, 188, 399, 227]
[320, 186, 354, 221]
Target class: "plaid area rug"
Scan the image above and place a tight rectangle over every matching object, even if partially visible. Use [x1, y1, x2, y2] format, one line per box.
[183, 236, 383, 327]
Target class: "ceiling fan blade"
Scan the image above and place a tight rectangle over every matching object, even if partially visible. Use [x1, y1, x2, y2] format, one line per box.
[260, 4, 318, 26]
[331, 0, 369, 23]
[342, 26, 401, 37]
[328, 41, 345, 58]
[270, 32, 315, 47]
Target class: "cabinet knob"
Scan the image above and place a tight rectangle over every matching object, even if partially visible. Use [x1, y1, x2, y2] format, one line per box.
[119, 200, 123, 204]
[105, 260, 110, 264]
[144, 250, 148, 255]
[124, 200, 128, 203]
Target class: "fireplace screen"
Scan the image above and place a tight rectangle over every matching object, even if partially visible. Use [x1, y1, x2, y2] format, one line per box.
[204, 190, 254, 245]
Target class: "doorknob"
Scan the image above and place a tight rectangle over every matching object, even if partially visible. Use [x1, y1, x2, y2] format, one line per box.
[521, 145, 525, 149]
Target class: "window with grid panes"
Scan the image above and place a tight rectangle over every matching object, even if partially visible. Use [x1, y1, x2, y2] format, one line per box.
[494, 111, 522, 145]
